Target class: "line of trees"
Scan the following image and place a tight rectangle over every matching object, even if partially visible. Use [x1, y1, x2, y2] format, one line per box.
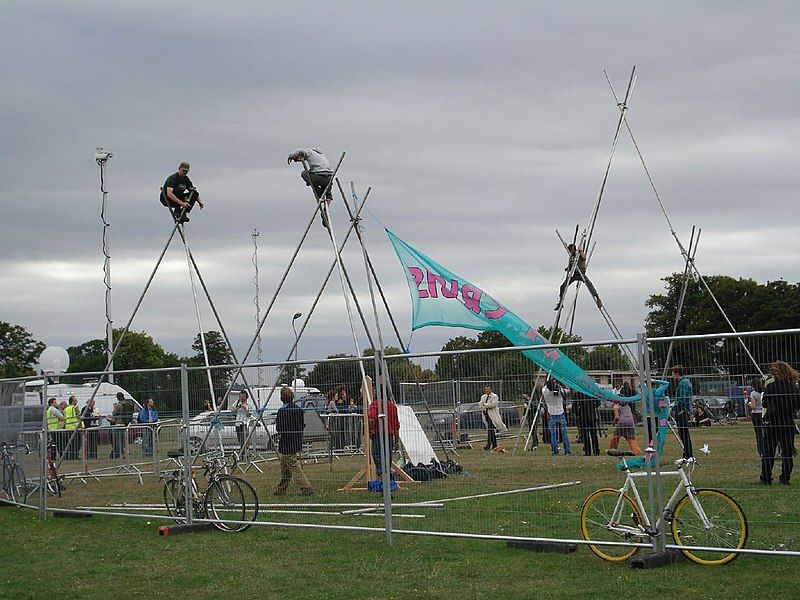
[3, 273, 798, 398]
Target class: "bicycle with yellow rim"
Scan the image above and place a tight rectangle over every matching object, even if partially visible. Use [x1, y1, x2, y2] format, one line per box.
[580, 449, 748, 566]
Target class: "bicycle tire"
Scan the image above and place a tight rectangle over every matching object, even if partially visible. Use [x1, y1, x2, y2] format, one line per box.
[163, 477, 185, 519]
[671, 488, 748, 565]
[724, 413, 737, 426]
[11, 464, 29, 503]
[2, 463, 14, 501]
[204, 476, 258, 532]
[580, 488, 644, 561]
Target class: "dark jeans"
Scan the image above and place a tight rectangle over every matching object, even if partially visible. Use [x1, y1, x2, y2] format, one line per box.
[485, 416, 497, 449]
[579, 420, 599, 455]
[142, 426, 154, 457]
[83, 428, 98, 459]
[166, 189, 198, 221]
[370, 434, 396, 478]
[64, 429, 80, 460]
[111, 427, 125, 459]
[301, 170, 333, 200]
[674, 411, 694, 459]
[761, 423, 795, 484]
[236, 424, 246, 449]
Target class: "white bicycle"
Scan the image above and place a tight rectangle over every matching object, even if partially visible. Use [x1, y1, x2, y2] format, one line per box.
[580, 450, 748, 566]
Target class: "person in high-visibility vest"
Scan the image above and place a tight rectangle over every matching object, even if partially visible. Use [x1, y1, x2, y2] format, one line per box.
[46, 397, 65, 455]
[63, 395, 80, 460]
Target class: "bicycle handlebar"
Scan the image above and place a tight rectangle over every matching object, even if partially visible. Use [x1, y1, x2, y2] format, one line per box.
[1, 442, 31, 454]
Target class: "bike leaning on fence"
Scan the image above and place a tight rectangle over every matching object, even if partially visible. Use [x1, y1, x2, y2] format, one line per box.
[1, 442, 30, 503]
[580, 449, 748, 566]
[162, 450, 259, 532]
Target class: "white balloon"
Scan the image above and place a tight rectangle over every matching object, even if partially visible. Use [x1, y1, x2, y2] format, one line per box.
[38, 346, 70, 375]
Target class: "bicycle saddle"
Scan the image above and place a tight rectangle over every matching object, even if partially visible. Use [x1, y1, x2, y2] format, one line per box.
[607, 449, 636, 457]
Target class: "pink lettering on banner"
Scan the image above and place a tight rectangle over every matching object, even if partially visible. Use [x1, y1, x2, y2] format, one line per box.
[408, 267, 429, 298]
[526, 328, 560, 360]
[484, 306, 507, 320]
[461, 285, 482, 314]
[427, 273, 459, 298]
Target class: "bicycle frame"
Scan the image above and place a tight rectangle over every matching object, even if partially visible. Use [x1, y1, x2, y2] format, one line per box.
[608, 461, 712, 540]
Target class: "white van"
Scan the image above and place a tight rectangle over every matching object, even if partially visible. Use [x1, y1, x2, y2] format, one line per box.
[227, 379, 321, 412]
[23, 380, 140, 423]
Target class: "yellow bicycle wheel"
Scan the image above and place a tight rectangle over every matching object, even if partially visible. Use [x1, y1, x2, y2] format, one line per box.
[581, 488, 644, 561]
[671, 489, 748, 565]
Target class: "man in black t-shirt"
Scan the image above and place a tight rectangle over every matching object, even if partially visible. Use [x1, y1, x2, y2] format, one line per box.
[162, 161, 204, 223]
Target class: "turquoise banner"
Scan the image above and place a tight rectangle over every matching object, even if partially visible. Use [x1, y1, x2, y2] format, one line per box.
[388, 228, 617, 401]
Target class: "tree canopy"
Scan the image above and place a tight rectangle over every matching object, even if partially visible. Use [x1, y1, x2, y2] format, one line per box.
[645, 274, 800, 374]
[0, 321, 46, 378]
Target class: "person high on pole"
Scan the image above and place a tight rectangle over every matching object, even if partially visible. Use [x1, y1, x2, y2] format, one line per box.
[161, 161, 204, 223]
[555, 243, 602, 311]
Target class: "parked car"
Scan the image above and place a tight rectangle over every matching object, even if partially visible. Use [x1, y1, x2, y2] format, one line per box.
[187, 410, 275, 453]
[694, 396, 736, 422]
[458, 401, 521, 430]
[415, 409, 456, 441]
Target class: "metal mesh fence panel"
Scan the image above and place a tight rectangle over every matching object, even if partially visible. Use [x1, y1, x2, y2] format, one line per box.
[2, 332, 797, 561]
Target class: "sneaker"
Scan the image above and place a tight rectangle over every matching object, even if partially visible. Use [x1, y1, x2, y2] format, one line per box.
[300, 489, 315, 496]
[273, 490, 286, 496]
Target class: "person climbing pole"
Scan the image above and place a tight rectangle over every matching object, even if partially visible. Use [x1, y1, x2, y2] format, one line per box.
[555, 243, 602, 310]
[161, 161, 204, 223]
[287, 148, 334, 228]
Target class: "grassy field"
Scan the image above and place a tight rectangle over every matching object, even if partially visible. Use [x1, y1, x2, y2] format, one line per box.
[3, 423, 800, 599]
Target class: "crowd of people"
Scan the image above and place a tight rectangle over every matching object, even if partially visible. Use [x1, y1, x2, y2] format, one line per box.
[46, 393, 157, 461]
[510, 360, 800, 486]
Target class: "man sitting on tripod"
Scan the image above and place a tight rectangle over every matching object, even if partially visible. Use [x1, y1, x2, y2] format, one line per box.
[161, 161, 204, 223]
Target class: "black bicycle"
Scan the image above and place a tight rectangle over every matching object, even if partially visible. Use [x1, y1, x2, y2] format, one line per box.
[1, 442, 30, 503]
[162, 450, 258, 532]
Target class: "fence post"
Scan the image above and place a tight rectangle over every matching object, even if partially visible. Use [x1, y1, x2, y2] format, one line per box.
[636, 333, 666, 554]
[375, 352, 394, 546]
[180, 363, 193, 525]
[38, 375, 48, 521]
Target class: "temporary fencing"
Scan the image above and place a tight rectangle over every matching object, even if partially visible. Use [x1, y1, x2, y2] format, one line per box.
[1, 329, 798, 563]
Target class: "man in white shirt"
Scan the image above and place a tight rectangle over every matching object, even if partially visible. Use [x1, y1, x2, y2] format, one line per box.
[543, 378, 571, 456]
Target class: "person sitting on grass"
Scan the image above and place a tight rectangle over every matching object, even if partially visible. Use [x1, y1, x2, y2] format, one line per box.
[694, 404, 712, 428]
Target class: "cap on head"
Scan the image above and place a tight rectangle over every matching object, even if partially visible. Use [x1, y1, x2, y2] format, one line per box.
[179, 161, 190, 170]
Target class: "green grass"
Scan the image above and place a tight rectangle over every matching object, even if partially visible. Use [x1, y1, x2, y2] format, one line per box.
[3, 423, 800, 599]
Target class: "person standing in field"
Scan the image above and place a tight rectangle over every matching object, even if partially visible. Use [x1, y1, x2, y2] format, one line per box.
[479, 384, 507, 451]
[760, 361, 800, 485]
[671, 366, 694, 459]
[274, 387, 313, 496]
[543, 378, 570, 456]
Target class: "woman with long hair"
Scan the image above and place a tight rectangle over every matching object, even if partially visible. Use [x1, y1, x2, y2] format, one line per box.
[760, 361, 800, 485]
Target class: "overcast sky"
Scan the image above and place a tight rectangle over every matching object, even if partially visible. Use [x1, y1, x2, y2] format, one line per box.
[1, 1, 798, 367]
